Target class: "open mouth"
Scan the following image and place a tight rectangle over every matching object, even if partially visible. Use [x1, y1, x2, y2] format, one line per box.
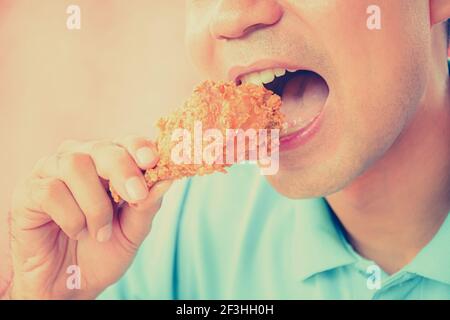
[237, 68, 329, 137]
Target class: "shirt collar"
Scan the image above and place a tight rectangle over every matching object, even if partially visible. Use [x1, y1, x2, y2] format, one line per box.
[407, 58, 450, 285]
[292, 197, 450, 285]
[403, 211, 450, 285]
[292, 198, 357, 281]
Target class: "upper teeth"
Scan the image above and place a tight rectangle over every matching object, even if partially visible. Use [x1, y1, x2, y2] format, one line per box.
[241, 68, 287, 86]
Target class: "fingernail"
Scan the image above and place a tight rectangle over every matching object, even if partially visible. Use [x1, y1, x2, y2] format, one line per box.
[97, 223, 112, 242]
[136, 147, 155, 166]
[125, 176, 148, 201]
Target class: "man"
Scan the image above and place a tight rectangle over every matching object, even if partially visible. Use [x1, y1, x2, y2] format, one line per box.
[4, 0, 450, 299]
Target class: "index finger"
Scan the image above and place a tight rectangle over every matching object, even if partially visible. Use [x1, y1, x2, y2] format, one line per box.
[113, 136, 159, 170]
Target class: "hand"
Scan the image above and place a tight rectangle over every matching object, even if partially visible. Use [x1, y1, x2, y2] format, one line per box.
[9, 136, 172, 299]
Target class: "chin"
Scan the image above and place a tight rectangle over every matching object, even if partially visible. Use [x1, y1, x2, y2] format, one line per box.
[265, 170, 336, 200]
[264, 152, 371, 200]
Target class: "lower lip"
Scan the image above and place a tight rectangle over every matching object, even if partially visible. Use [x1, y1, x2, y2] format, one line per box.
[279, 109, 325, 152]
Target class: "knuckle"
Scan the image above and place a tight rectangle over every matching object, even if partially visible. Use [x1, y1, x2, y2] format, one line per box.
[84, 200, 113, 218]
[90, 141, 137, 180]
[31, 156, 49, 174]
[84, 200, 113, 223]
[112, 147, 133, 166]
[139, 197, 162, 213]
[121, 135, 141, 144]
[113, 145, 129, 158]
[59, 152, 92, 173]
[40, 178, 65, 201]
[91, 141, 132, 164]
[119, 134, 146, 144]
[57, 139, 79, 153]
[90, 140, 112, 154]
[61, 216, 86, 238]
[118, 135, 155, 151]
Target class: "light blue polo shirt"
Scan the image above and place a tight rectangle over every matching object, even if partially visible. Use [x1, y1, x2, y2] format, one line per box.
[99, 163, 450, 300]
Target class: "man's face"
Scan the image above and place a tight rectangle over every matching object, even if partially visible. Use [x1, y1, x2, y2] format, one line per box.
[185, 0, 432, 198]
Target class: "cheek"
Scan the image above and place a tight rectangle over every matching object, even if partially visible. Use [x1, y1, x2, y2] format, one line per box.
[331, 63, 426, 185]
[325, 1, 430, 151]
[185, 10, 223, 79]
[340, 47, 428, 157]
[185, 30, 212, 77]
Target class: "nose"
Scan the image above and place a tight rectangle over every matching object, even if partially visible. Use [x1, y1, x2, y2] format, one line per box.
[210, 0, 283, 40]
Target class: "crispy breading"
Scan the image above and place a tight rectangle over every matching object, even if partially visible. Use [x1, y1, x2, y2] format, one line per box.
[111, 81, 283, 203]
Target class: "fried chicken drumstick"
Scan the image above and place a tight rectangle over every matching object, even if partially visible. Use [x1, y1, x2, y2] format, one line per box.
[111, 81, 283, 203]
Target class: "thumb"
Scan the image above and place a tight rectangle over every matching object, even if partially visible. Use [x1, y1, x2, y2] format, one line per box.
[117, 180, 173, 246]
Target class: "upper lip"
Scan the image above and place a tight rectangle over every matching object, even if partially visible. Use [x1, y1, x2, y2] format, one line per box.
[228, 59, 306, 84]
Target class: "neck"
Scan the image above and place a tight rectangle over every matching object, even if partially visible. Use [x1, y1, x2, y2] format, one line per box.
[326, 60, 450, 275]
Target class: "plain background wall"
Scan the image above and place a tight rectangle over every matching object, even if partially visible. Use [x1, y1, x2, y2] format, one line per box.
[0, 1, 201, 291]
